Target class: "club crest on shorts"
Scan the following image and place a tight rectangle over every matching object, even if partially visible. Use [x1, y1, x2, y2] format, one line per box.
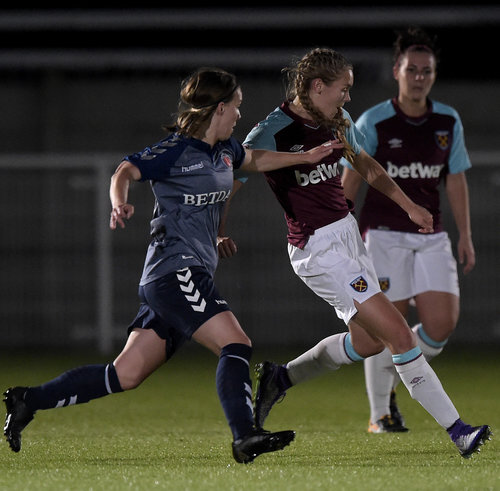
[378, 277, 390, 292]
[350, 275, 368, 293]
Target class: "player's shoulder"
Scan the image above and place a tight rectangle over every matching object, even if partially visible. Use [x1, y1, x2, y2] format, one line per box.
[252, 106, 292, 133]
[244, 106, 291, 148]
[356, 99, 395, 126]
[430, 99, 461, 120]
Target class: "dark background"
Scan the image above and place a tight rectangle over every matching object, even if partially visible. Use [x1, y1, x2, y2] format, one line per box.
[1, 6, 499, 353]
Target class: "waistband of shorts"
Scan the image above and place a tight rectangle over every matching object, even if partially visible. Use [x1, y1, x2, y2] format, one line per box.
[312, 213, 355, 237]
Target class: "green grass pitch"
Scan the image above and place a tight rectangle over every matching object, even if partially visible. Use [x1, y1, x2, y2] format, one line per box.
[0, 346, 498, 490]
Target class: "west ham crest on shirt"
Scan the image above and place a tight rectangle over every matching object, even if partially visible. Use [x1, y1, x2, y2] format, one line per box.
[350, 275, 368, 293]
[435, 131, 450, 150]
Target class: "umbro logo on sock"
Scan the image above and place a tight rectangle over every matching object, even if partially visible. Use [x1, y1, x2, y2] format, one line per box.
[410, 376, 425, 387]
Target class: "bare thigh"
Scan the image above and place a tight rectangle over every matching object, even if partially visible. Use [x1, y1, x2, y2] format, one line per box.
[351, 292, 416, 354]
[415, 291, 459, 342]
[113, 328, 167, 390]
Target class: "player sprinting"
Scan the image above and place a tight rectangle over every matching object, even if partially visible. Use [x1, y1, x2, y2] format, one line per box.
[341, 27, 477, 434]
[3, 67, 337, 463]
[220, 47, 491, 458]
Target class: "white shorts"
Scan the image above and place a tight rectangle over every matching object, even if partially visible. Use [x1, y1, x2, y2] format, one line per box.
[364, 229, 460, 302]
[288, 213, 381, 325]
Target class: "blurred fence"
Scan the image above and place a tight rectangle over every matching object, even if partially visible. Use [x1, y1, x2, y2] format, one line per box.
[1, 8, 499, 354]
[1, 151, 499, 354]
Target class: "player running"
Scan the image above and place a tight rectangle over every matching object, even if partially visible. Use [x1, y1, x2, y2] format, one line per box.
[222, 47, 491, 458]
[3, 67, 336, 464]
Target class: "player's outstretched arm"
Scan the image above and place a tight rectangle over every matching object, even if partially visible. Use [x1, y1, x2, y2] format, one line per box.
[109, 160, 141, 230]
[241, 140, 342, 173]
[351, 150, 434, 233]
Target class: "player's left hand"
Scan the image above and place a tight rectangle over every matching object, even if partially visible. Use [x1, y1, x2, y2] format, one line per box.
[457, 235, 476, 274]
[217, 236, 238, 258]
[303, 139, 344, 163]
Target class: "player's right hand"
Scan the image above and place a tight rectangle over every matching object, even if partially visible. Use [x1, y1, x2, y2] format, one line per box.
[217, 236, 238, 258]
[408, 204, 433, 234]
[110, 203, 135, 229]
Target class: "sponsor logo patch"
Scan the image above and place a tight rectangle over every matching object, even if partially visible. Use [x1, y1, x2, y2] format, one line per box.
[295, 163, 339, 186]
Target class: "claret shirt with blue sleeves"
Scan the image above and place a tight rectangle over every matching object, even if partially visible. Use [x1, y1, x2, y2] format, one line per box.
[347, 98, 471, 235]
[125, 132, 245, 285]
[244, 100, 363, 249]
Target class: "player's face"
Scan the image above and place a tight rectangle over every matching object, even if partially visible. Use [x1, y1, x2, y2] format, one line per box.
[218, 87, 242, 140]
[316, 69, 353, 119]
[394, 51, 436, 102]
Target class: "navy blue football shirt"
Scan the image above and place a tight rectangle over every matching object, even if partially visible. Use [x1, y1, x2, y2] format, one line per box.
[125, 132, 245, 285]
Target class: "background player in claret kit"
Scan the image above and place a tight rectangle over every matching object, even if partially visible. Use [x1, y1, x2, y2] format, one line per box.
[2, 67, 337, 464]
[220, 47, 491, 458]
[341, 27, 477, 434]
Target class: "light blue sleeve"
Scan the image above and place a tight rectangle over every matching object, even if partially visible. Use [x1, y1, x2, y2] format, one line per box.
[340, 106, 384, 170]
[338, 111, 363, 171]
[239, 108, 288, 182]
[432, 102, 472, 174]
[343, 109, 364, 156]
[243, 108, 284, 151]
[355, 110, 379, 157]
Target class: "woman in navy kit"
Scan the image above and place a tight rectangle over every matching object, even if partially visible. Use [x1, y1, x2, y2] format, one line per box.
[2, 67, 336, 464]
[230, 47, 490, 458]
[341, 27, 477, 434]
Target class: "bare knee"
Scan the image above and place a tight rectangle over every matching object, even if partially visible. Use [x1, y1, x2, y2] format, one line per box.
[348, 318, 386, 358]
[388, 325, 417, 354]
[415, 292, 459, 342]
[114, 365, 147, 391]
[351, 336, 385, 358]
[416, 320, 456, 343]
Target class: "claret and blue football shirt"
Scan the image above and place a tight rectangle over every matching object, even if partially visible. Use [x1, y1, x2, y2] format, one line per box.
[346, 98, 471, 235]
[244, 100, 363, 248]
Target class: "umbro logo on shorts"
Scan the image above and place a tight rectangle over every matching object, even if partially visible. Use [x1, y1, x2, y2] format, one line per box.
[350, 276, 368, 293]
[176, 268, 206, 312]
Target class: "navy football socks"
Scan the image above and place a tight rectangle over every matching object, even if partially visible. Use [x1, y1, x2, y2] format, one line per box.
[25, 363, 123, 410]
[216, 343, 254, 441]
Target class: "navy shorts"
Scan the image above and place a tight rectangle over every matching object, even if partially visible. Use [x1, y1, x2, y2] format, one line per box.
[127, 266, 231, 359]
